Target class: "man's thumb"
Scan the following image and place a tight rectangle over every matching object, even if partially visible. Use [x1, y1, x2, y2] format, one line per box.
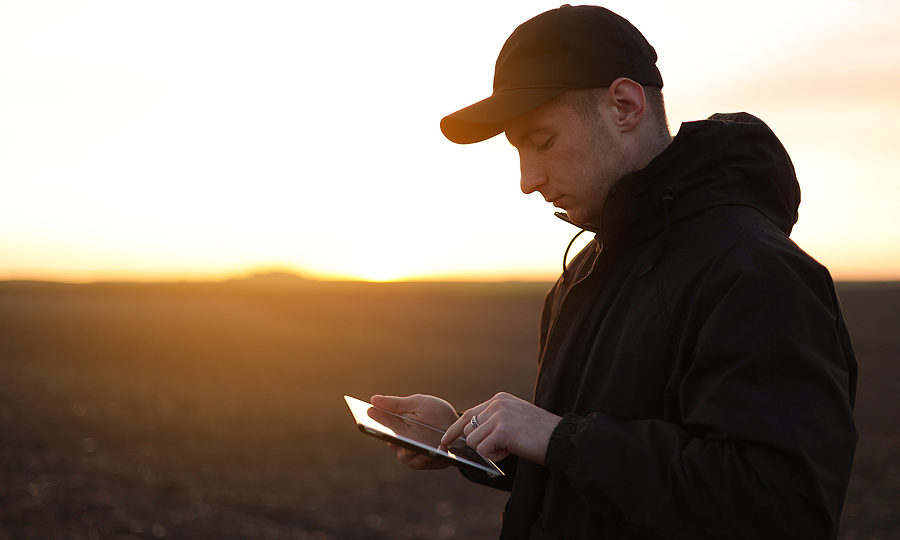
[370, 394, 411, 412]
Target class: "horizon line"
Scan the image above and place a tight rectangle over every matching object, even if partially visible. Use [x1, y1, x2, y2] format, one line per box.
[1, 274, 898, 287]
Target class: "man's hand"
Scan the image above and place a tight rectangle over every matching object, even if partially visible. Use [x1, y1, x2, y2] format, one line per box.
[440, 392, 562, 465]
[370, 394, 459, 471]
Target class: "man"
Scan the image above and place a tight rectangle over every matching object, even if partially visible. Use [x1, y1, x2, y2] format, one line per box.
[373, 5, 857, 538]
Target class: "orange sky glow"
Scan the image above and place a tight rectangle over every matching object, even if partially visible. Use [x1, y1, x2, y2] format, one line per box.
[1, 1, 898, 282]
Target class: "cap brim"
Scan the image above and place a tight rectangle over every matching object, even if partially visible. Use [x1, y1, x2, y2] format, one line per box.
[440, 87, 568, 144]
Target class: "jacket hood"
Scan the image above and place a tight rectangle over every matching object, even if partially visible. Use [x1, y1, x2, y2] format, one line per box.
[558, 112, 800, 249]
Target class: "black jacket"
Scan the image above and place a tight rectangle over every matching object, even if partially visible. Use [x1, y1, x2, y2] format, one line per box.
[469, 114, 858, 539]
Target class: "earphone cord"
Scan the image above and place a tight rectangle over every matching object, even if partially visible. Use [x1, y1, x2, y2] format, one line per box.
[561, 228, 586, 282]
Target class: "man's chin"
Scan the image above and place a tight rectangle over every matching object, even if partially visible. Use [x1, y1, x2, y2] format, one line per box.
[562, 208, 586, 225]
[561, 208, 601, 231]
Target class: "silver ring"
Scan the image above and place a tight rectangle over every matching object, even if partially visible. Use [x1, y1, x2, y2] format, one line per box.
[471, 414, 480, 429]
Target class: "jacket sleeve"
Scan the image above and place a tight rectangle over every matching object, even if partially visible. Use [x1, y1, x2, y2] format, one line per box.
[543, 261, 857, 538]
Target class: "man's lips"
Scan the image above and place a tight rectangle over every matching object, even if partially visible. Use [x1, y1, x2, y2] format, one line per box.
[543, 194, 564, 207]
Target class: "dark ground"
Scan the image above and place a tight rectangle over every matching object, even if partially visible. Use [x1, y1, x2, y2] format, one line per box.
[0, 279, 896, 539]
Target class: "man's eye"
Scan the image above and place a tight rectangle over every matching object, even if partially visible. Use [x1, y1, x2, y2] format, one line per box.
[537, 137, 554, 151]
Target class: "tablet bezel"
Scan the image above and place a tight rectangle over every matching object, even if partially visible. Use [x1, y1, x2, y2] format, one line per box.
[343, 395, 505, 478]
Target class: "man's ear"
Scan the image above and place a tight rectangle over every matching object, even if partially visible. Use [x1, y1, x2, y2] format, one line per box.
[608, 78, 646, 132]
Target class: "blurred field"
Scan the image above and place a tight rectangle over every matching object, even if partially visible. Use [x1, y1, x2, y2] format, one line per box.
[0, 278, 897, 539]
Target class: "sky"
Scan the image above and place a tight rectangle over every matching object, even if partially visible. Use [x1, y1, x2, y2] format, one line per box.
[1, 0, 898, 282]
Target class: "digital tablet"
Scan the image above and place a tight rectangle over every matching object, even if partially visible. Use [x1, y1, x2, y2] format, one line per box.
[343, 395, 505, 478]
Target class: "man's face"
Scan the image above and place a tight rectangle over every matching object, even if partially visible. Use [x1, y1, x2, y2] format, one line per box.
[504, 92, 628, 227]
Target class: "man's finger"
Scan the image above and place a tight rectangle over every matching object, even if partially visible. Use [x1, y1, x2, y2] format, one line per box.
[371, 394, 413, 413]
[441, 405, 484, 447]
[408, 453, 438, 469]
[475, 430, 511, 462]
[396, 447, 443, 470]
[441, 414, 467, 447]
[396, 447, 418, 463]
[465, 416, 490, 449]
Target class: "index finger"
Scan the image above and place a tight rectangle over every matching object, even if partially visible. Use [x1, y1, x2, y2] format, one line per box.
[440, 406, 481, 448]
[440, 417, 465, 449]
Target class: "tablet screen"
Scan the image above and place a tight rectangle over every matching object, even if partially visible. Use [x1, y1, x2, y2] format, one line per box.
[344, 395, 504, 477]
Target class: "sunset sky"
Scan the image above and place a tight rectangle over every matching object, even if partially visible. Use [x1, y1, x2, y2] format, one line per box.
[1, 1, 898, 282]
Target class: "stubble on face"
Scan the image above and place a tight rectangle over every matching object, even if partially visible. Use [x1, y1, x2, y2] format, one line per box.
[573, 112, 629, 227]
[548, 92, 632, 227]
[505, 90, 634, 227]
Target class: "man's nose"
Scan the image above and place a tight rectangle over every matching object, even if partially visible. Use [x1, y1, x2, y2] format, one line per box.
[519, 157, 547, 195]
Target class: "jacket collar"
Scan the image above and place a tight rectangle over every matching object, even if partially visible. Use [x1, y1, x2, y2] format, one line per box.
[554, 113, 799, 251]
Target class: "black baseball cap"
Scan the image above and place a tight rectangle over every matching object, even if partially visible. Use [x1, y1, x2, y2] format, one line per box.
[440, 4, 662, 144]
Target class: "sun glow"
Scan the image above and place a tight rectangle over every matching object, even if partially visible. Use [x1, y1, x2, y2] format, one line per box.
[1, 1, 898, 282]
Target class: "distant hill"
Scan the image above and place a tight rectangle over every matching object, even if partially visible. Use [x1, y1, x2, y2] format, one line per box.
[226, 270, 313, 285]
